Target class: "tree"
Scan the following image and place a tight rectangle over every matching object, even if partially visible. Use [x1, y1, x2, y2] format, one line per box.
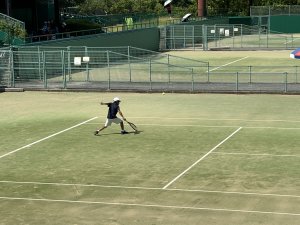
[60, 0, 300, 17]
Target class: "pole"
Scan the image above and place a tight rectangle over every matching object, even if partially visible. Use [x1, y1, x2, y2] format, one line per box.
[197, 0, 205, 17]
[5, 0, 11, 16]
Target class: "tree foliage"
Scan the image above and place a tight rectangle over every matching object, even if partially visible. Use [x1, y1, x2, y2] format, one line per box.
[59, 0, 300, 16]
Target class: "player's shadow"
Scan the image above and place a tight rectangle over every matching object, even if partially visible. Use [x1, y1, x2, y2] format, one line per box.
[95, 130, 143, 136]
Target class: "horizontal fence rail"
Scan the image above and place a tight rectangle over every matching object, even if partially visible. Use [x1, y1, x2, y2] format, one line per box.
[1, 47, 300, 93]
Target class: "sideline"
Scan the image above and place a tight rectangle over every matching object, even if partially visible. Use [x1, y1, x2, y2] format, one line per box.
[0, 117, 98, 160]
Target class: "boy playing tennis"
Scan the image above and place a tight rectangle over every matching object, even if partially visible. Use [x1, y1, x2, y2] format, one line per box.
[94, 97, 128, 135]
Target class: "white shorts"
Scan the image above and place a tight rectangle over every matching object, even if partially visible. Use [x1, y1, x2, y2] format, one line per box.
[105, 118, 123, 127]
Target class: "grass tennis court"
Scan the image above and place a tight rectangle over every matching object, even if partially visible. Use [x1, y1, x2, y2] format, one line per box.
[0, 91, 299, 224]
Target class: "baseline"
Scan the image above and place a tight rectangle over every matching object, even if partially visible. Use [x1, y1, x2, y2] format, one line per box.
[0, 180, 299, 199]
[87, 122, 300, 130]
[0, 196, 299, 217]
[213, 152, 300, 158]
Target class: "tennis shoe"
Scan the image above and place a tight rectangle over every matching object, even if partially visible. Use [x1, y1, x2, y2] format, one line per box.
[121, 130, 128, 135]
[94, 130, 99, 135]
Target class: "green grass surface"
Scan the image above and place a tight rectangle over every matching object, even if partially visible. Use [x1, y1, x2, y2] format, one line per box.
[0, 92, 300, 224]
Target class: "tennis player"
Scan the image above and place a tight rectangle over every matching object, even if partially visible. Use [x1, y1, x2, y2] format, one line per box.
[94, 97, 128, 135]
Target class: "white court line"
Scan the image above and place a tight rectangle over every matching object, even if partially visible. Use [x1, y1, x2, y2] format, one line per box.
[135, 124, 300, 130]
[0, 196, 299, 216]
[91, 116, 300, 124]
[0, 117, 98, 160]
[207, 56, 249, 72]
[213, 152, 300, 158]
[245, 126, 300, 130]
[87, 123, 300, 130]
[139, 124, 300, 130]
[114, 117, 300, 124]
[284, 37, 300, 44]
[1, 180, 299, 199]
[162, 127, 243, 189]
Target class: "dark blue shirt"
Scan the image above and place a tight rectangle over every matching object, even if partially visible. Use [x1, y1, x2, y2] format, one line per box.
[107, 102, 119, 119]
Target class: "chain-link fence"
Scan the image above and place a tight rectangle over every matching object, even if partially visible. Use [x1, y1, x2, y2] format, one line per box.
[0, 50, 11, 87]
[2, 46, 202, 92]
[250, 5, 300, 16]
[160, 24, 300, 51]
[1, 46, 300, 93]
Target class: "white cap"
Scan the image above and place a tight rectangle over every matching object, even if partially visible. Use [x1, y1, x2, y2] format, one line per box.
[113, 97, 121, 102]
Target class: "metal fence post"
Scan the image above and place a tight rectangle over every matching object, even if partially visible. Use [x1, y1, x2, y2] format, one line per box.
[149, 59, 152, 90]
[202, 25, 208, 50]
[167, 54, 170, 83]
[284, 72, 288, 93]
[232, 25, 235, 48]
[207, 62, 210, 83]
[183, 25, 186, 48]
[107, 51, 111, 90]
[236, 72, 239, 92]
[62, 50, 66, 89]
[38, 46, 42, 80]
[10, 50, 15, 87]
[67, 46, 71, 81]
[285, 37, 287, 49]
[295, 66, 298, 83]
[249, 65, 252, 83]
[258, 27, 261, 48]
[42, 52, 47, 88]
[128, 46, 132, 82]
[85, 46, 90, 82]
[191, 68, 194, 92]
[241, 25, 243, 48]
[192, 26, 195, 50]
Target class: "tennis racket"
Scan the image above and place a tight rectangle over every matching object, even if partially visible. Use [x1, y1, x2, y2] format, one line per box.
[126, 120, 138, 132]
